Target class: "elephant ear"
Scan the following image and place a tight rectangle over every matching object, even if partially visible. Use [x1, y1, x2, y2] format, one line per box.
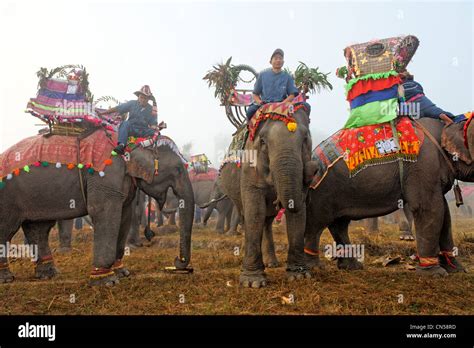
[441, 122, 472, 165]
[126, 148, 155, 184]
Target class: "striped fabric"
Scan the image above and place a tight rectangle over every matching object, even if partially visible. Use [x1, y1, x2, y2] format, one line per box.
[344, 98, 398, 129]
[350, 85, 398, 109]
[346, 75, 401, 101]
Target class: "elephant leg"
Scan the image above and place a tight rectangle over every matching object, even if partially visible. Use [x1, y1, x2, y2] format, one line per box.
[410, 193, 448, 277]
[215, 209, 226, 234]
[240, 190, 267, 288]
[226, 207, 240, 236]
[399, 205, 415, 241]
[304, 226, 325, 270]
[57, 219, 73, 253]
[0, 218, 21, 283]
[127, 196, 143, 248]
[438, 198, 466, 273]
[328, 219, 363, 270]
[224, 208, 232, 232]
[22, 221, 59, 280]
[88, 199, 123, 286]
[262, 216, 279, 268]
[114, 202, 132, 278]
[168, 211, 177, 226]
[366, 218, 379, 233]
[156, 210, 164, 227]
[285, 207, 312, 280]
[194, 206, 202, 224]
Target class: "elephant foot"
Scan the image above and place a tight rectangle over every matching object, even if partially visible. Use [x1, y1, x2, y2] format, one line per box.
[127, 241, 143, 249]
[415, 265, 448, 277]
[89, 269, 120, 287]
[286, 266, 312, 281]
[264, 260, 281, 268]
[112, 259, 130, 278]
[439, 255, 467, 273]
[304, 253, 325, 270]
[239, 271, 267, 288]
[337, 258, 364, 270]
[35, 261, 59, 280]
[57, 246, 72, 254]
[225, 229, 241, 236]
[399, 231, 415, 241]
[0, 267, 14, 283]
[159, 225, 178, 234]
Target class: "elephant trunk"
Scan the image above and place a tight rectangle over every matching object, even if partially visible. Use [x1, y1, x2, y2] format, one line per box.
[174, 174, 194, 269]
[271, 154, 303, 213]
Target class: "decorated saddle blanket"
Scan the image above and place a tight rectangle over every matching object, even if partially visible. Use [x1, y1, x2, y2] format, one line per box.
[0, 130, 116, 183]
[188, 167, 218, 183]
[0, 131, 187, 188]
[310, 117, 424, 189]
[126, 134, 187, 164]
[248, 100, 308, 141]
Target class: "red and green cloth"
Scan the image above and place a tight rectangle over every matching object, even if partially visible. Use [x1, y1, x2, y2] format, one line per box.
[344, 70, 402, 129]
[310, 117, 424, 187]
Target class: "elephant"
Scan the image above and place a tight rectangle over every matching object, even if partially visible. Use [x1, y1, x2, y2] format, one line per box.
[201, 179, 239, 234]
[304, 117, 474, 276]
[0, 134, 194, 286]
[127, 189, 147, 248]
[191, 179, 215, 224]
[219, 106, 314, 287]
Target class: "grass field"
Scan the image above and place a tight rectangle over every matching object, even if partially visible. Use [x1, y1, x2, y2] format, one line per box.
[1, 218, 473, 315]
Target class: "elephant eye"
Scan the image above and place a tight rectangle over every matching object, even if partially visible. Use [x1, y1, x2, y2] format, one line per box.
[260, 138, 266, 146]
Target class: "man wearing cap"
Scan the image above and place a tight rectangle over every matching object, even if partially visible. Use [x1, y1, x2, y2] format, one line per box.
[98, 85, 158, 154]
[246, 48, 300, 120]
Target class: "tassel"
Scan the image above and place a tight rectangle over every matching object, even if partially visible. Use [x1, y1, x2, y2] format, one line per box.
[111, 150, 118, 156]
[99, 171, 105, 177]
[104, 159, 113, 166]
[41, 161, 49, 167]
[77, 163, 84, 169]
[0, 181, 5, 189]
[33, 161, 41, 167]
[67, 163, 75, 170]
[454, 181, 463, 207]
[13, 168, 20, 176]
[6, 174, 13, 180]
[23, 165, 30, 173]
[154, 159, 159, 176]
[87, 168, 94, 174]
[56, 162, 62, 168]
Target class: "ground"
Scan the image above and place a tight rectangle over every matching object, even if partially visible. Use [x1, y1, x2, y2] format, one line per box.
[1, 218, 473, 315]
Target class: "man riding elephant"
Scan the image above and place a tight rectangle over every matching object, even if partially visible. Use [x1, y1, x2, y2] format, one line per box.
[98, 85, 160, 155]
[400, 71, 468, 124]
[246, 48, 310, 120]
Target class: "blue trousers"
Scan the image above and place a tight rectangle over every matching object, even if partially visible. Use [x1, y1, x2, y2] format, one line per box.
[118, 120, 156, 145]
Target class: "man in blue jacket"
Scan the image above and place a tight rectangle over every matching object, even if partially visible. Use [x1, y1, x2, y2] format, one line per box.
[99, 85, 158, 154]
[400, 72, 466, 123]
[246, 49, 303, 120]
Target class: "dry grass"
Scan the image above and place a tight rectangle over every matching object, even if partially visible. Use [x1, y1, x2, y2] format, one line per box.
[1, 219, 473, 315]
